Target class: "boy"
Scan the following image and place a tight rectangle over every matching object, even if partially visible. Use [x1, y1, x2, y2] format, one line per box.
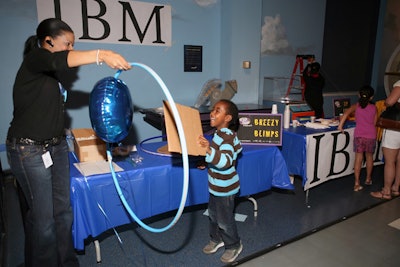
[197, 99, 243, 263]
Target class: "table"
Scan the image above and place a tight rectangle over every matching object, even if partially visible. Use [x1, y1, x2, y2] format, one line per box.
[141, 104, 271, 135]
[70, 141, 293, 251]
[281, 123, 383, 190]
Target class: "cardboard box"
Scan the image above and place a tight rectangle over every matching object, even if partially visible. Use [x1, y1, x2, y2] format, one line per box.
[163, 101, 207, 156]
[71, 128, 107, 162]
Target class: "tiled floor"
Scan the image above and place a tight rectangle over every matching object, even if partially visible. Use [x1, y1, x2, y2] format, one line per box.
[239, 197, 400, 267]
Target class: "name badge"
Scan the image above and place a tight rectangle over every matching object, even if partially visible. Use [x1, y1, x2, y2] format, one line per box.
[42, 151, 53, 168]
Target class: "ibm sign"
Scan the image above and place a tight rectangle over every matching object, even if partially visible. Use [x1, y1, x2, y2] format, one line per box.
[36, 0, 172, 46]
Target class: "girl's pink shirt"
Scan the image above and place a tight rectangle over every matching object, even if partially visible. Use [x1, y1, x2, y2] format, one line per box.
[354, 103, 376, 139]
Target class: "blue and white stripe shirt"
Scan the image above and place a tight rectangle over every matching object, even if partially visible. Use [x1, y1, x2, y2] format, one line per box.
[205, 128, 242, 196]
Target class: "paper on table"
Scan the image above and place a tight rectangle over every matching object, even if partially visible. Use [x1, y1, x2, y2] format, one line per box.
[304, 122, 330, 129]
[74, 161, 124, 176]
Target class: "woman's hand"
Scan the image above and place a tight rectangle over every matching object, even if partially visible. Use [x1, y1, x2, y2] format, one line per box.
[67, 49, 132, 70]
[99, 50, 132, 71]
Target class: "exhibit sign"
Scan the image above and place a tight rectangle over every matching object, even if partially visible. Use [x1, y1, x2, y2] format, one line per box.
[305, 127, 383, 190]
[237, 113, 282, 145]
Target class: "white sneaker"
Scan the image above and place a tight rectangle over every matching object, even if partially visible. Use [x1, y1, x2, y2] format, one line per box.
[202, 240, 224, 254]
[220, 242, 243, 263]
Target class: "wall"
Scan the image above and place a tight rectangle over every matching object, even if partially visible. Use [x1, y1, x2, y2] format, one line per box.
[322, 0, 381, 93]
[260, 0, 388, 116]
[0, 0, 262, 169]
[0, 0, 389, 170]
[259, 0, 326, 113]
[220, 0, 262, 103]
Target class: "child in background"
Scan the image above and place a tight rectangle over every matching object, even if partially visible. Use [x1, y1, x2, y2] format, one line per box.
[303, 61, 325, 118]
[197, 99, 243, 263]
[338, 85, 377, 191]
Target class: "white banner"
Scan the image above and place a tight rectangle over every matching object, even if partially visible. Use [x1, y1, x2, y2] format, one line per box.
[36, 0, 171, 46]
[304, 128, 383, 190]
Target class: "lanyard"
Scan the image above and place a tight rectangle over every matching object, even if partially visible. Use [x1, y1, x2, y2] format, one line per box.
[58, 82, 67, 102]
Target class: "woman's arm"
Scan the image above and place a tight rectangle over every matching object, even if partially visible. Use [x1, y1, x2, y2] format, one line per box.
[67, 49, 131, 70]
[385, 85, 400, 106]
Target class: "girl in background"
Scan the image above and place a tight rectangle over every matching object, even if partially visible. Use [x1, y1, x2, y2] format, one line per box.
[338, 85, 377, 191]
[303, 61, 325, 118]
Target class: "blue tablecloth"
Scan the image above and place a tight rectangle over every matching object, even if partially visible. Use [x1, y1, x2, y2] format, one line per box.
[70, 141, 293, 250]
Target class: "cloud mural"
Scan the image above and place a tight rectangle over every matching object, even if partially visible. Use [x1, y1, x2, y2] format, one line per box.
[261, 14, 293, 55]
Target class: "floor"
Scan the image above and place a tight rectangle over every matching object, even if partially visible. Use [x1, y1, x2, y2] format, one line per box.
[239, 197, 400, 267]
[1, 164, 400, 266]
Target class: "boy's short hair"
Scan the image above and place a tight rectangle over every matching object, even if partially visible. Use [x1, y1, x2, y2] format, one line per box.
[219, 99, 239, 131]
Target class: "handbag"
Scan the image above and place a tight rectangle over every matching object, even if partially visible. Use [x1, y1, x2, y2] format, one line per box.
[376, 103, 400, 131]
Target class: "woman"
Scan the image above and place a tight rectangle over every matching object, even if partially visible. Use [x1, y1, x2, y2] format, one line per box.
[371, 80, 400, 200]
[6, 18, 131, 266]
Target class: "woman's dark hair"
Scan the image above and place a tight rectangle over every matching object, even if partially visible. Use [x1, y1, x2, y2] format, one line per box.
[219, 99, 239, 131]
[358, 85, 374, 108]
[23, 18, 73, 56]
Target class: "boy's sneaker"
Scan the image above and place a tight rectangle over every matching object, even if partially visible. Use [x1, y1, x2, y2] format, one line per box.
[202, 240, 224, 254]
[220, 242, 243, 263]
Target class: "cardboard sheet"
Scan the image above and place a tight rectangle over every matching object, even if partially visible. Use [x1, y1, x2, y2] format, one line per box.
[73, 161, 124, 177]
[163, 101, 207, 156]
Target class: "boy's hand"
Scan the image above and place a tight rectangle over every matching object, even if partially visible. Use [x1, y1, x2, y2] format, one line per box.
[197, 135, 210, 154]
[197, 135, 208, 148]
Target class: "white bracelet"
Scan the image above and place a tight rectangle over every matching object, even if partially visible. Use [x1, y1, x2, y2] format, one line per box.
[96, 49, 102, 65]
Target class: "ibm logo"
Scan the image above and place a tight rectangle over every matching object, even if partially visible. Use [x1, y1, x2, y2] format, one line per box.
[37, 0, 172, 46]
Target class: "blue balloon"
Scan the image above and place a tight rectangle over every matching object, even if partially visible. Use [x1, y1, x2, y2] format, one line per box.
[89, 76, 133, 143]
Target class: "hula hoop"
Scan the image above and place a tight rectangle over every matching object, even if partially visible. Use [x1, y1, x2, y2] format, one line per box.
[108, 63, 189, 233]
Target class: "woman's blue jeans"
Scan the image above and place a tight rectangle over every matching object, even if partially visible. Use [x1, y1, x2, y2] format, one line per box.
[207, 193, 240, 249]
[7, 139, 78, 267]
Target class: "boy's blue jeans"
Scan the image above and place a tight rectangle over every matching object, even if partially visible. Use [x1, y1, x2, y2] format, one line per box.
[7, 139, 78, 267]
[207, 193, 240, 249]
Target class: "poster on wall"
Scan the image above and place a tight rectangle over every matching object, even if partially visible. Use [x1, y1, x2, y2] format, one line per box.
[36, 0, 172, 46]
[184, 45, 202, 72]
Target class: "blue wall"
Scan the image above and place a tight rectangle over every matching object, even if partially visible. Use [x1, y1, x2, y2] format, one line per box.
[0, 0, 387, 169]
[260, 0, 326, 114]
